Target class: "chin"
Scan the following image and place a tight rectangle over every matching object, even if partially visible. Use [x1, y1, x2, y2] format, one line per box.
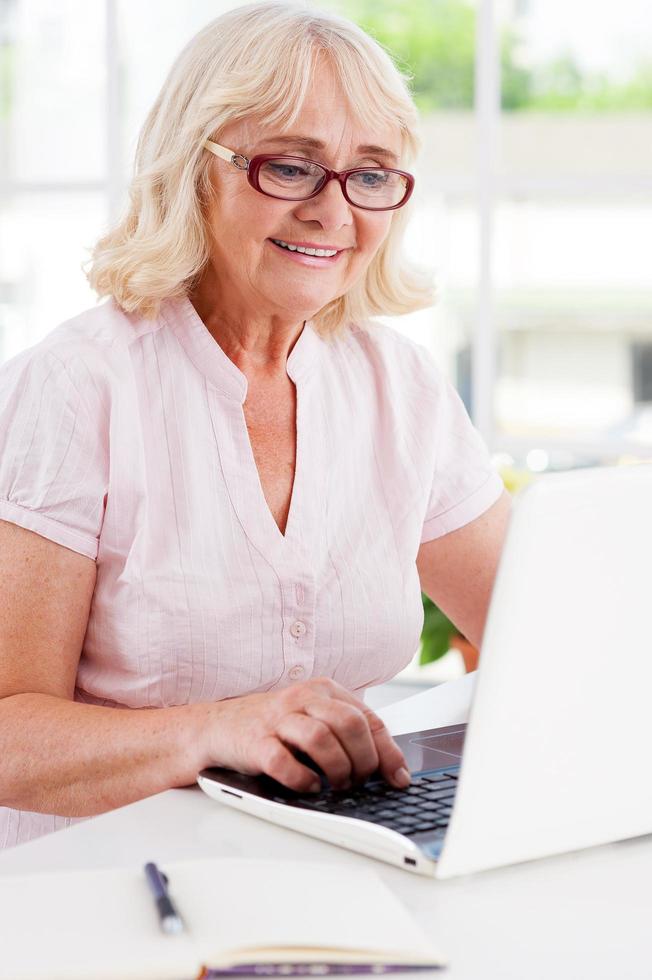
[273, 293, 339, 319]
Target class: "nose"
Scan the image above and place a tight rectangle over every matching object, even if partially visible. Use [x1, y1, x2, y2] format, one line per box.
[293, 176, 354, 232]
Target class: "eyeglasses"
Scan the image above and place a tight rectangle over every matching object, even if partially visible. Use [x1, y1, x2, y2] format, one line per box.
[202, 140, 415, 211]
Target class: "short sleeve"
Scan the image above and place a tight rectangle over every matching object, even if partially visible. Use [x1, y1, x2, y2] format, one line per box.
[420, 367, 504, 544]
[0, 347, 108, 559]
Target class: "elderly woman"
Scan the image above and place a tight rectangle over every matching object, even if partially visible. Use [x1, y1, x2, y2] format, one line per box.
[0, 1, 509, 848]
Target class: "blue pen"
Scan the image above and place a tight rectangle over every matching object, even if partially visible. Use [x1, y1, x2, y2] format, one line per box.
[144, 862, 185, 935]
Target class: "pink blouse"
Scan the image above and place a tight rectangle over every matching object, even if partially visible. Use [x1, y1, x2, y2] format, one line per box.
[0, 295, 503, 847]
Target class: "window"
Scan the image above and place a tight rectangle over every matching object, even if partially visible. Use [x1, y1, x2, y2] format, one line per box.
[493, 0, 652, 464]
[2, 0, 651, 466]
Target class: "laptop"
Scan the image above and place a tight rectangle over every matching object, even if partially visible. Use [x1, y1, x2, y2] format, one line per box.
[198, 464, 652, 878]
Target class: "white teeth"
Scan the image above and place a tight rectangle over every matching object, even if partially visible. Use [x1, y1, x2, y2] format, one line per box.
[272, 239, 338, 257]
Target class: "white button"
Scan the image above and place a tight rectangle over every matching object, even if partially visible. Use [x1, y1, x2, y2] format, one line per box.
[289, 665, 304, 681]
[290, 620, 307, 638]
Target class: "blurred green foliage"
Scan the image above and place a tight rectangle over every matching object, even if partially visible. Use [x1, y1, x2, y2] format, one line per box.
[335, 0, 652, 112]
[420, 593, 458, 665]
[522, 54, 652, 111]
[337, 0, 476, 110]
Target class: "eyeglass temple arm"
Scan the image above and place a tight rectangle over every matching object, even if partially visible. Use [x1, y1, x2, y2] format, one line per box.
[203, 139, 249, 168]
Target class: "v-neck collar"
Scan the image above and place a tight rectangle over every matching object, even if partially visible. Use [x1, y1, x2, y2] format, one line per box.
[161, 294, 322, 401]
[161, 293, 325, 564]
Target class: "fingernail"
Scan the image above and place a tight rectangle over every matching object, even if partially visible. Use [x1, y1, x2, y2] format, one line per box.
[393, 767, 410, 788]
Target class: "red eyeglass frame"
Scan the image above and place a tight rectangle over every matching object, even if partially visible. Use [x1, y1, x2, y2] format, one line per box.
[202, 141, 415, 212]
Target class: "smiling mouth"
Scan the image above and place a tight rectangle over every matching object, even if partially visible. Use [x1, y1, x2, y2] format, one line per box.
[270, 238, 341, 257]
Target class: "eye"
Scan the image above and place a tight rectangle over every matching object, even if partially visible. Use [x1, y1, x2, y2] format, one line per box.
[269, 163, 307, 179]
[350, 170, 391, 189]
[262, 160, 321, 182]
[362, 171, 388, 186]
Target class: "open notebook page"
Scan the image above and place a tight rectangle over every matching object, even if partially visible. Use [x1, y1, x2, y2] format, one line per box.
[0, 858, 445, 980]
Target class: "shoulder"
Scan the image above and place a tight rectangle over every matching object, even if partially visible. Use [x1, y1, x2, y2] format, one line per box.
[25, 296, 160, 368]
[0, 298, 162, 407]
[327, 319, 445, 404]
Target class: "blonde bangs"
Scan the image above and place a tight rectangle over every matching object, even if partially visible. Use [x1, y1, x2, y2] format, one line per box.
[84, 1, 433, 331]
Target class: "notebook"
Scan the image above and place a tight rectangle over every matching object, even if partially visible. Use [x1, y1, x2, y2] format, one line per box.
[0, 858, 445, 980]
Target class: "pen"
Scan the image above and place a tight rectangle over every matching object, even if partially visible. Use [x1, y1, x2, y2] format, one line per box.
[197, 965, 441, 977]
[144, 861, 184, 935]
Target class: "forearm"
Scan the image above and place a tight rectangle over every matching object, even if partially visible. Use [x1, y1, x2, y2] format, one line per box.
[0, 693, 215, 817]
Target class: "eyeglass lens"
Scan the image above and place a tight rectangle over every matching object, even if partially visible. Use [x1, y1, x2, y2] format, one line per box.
[257, 159, 409, 208]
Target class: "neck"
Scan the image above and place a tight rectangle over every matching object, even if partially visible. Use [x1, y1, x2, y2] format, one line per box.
[189, 278, 308, 377]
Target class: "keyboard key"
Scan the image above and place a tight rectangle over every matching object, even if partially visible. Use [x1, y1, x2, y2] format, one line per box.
[424, 789, 456, 802]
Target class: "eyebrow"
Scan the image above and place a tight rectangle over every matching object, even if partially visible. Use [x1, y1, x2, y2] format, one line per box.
[256, 135, 399, 165]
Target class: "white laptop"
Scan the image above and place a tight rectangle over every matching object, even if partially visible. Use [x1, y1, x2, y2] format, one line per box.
[198, 464, 652, 878]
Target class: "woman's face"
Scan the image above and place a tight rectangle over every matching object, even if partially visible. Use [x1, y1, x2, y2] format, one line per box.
[202, 64, 403, 324]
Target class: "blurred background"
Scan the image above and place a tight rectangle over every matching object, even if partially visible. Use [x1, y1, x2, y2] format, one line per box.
[1, 0, 651, 466]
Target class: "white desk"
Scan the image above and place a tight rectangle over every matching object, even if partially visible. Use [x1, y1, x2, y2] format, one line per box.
[0, 683, 650, 979]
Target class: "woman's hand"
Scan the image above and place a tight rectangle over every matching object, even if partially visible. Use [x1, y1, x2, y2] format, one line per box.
[203, 677, 411, 793]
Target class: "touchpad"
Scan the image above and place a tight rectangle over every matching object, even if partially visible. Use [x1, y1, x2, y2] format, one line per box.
[407, 729, 465, 770]
[411, 730, 465, 756]
[396, 725, 467, 774]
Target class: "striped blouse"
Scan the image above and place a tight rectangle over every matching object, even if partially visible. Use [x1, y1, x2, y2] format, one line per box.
[0, 295, 503, 847]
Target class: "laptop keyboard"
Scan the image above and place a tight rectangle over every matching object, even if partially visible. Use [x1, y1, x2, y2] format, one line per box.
[274, 769, 459, 837]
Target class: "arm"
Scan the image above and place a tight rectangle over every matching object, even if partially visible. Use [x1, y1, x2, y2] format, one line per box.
[416, 490, 512, 650]
[0, 520, 210, 816]
[0, 522, 407, 818]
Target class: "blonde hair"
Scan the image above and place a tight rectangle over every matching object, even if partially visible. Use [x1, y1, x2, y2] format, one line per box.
[84, 1, 434, 335]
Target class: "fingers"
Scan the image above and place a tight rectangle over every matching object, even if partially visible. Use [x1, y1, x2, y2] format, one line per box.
[362, 708, 411, 789]
[303, 699, 378, 785]
[257, 735, 322, 794]
[275, 712, 353, 789]
[309, 680, 410, 789]
[237, 679, 410, 794]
